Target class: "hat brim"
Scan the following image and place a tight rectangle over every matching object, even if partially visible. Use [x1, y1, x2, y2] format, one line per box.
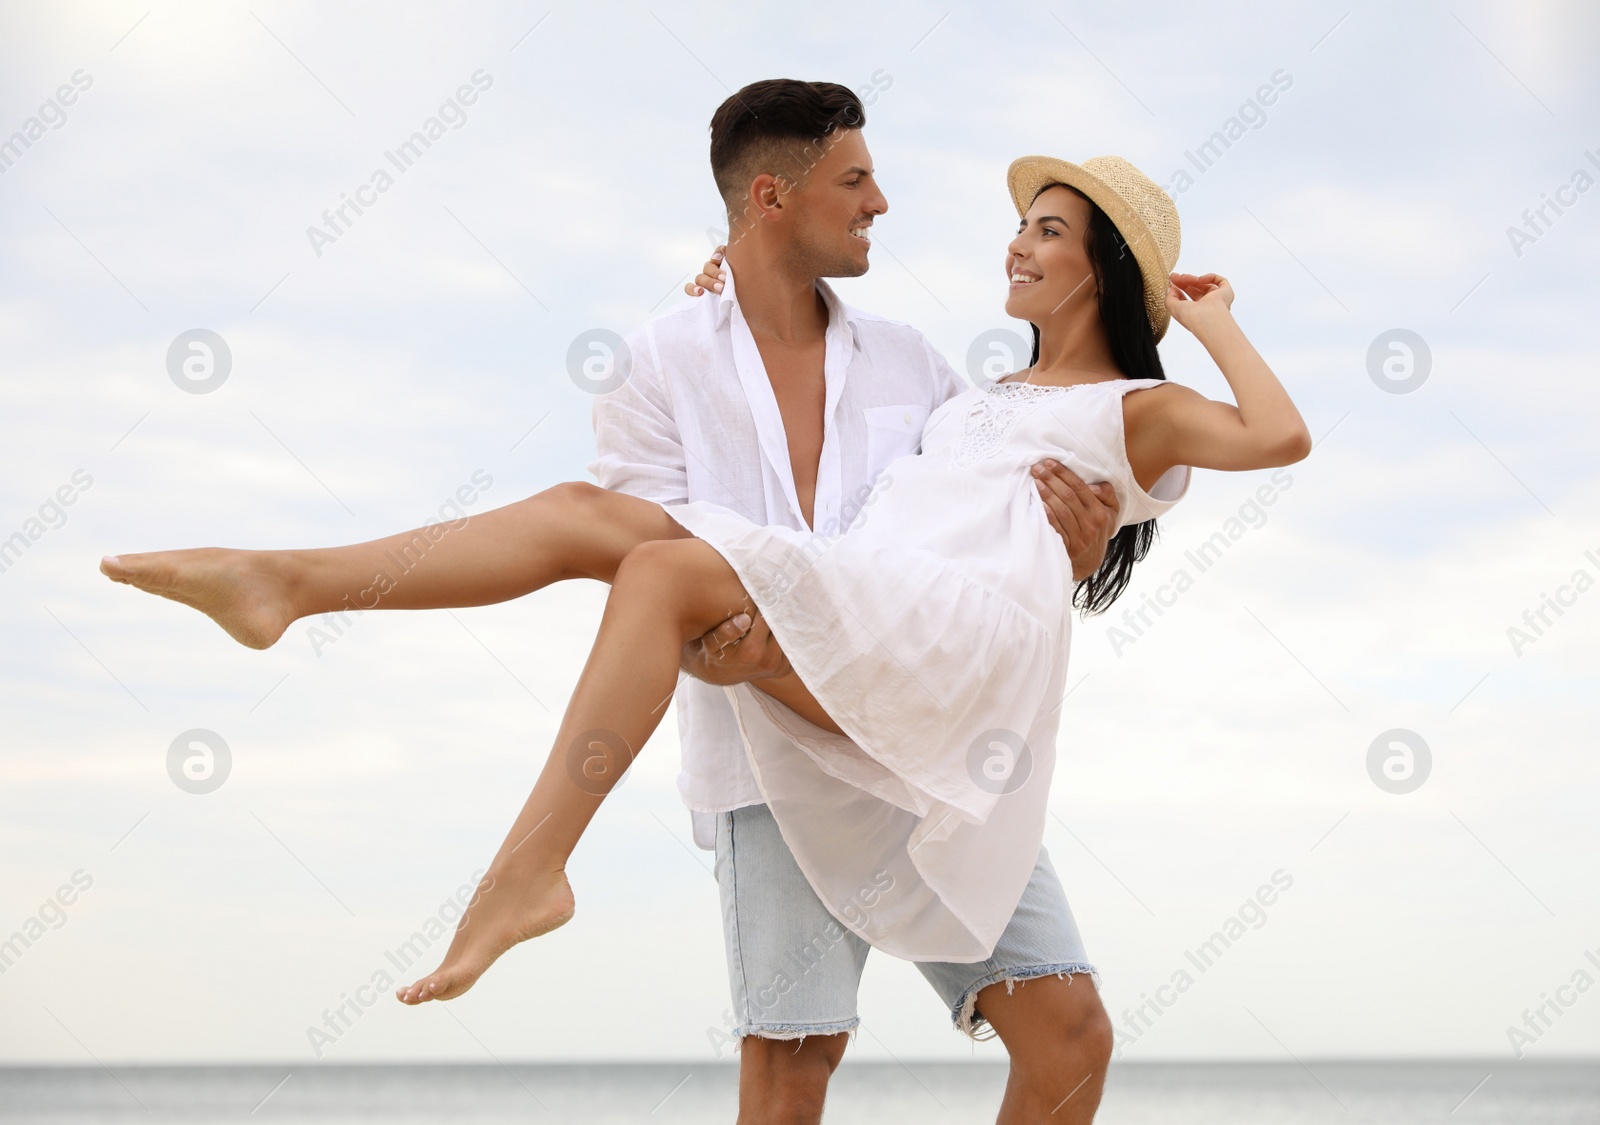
[1007, 155, 1172, 341]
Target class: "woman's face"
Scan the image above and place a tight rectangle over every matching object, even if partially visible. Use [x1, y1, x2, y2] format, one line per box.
[1003, 185, 1096, 325]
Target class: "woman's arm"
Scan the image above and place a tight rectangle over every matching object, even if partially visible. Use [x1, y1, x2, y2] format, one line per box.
[1124, 273, 1311, 488]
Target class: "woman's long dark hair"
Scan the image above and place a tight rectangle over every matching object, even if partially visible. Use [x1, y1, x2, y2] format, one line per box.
[1029, 184, 1165, 616]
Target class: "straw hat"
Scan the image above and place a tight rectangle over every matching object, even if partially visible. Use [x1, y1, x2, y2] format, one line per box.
[1006, 155, 1181, 340]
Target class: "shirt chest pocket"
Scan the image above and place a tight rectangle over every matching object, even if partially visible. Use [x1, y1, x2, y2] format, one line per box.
[863, 404, 930, 483]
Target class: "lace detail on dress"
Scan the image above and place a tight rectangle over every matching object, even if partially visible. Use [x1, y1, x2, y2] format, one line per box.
[953, 381, 1074, 468]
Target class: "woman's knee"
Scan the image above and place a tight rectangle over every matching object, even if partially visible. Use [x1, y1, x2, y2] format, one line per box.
[538, 480, 610, 518]
[615, 539, 710, 595]
[613, 540, 746, 625]
[608, 540, 668, 605]
[522, 482, 621, 580]
[614, 538, 691, 582]
[535, 482, 684, 581]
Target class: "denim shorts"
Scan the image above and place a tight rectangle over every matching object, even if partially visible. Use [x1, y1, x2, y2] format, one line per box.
[713, 803, 1098, 1042]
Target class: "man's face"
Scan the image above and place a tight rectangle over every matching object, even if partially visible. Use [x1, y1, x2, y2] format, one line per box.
[783, 128, 887, 279]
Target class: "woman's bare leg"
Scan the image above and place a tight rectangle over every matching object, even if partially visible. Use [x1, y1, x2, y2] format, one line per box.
[102, 483, 846, 1002]
[99, 483, 683, 648]
[395, 537, 788, 1004]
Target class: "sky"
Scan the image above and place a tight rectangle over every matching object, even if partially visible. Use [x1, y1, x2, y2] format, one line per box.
[1, 0, 1598, 1069]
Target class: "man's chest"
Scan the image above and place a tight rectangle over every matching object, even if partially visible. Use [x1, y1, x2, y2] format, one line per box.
[657, 328, 944, 526]
[751, 336, 827, 468]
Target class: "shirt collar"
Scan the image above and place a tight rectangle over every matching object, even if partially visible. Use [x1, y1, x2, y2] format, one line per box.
[714, 258, 863, 349]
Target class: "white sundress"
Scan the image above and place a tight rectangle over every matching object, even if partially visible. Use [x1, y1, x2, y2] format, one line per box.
[665, 376, 1190, 962]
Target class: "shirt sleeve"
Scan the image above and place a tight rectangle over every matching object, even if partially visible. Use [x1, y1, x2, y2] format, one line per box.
[920, 334, 970, 409]
[587, 324, 690, 506]
[893, 330, 970, 452]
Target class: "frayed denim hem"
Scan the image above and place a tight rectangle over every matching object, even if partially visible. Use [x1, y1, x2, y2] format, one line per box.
[733, 1018, 860, 1051]
[951, 961, 1101, 1041]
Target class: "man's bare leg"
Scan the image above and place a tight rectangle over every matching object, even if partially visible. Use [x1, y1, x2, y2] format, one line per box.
[737, 1034, 849, 1125]
[979, 973, 1113, 1123]
[395, 536, 766, 1003]
[99, 483, 684, 648]
[732, 978, 1111, 1125]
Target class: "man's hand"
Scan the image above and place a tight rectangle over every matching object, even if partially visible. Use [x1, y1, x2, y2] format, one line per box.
[1033, 460, 1119, 582]
[681, 610, 792, 685]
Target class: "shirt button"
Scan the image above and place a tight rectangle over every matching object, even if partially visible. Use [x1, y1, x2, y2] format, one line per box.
[902, 412, 912, 424]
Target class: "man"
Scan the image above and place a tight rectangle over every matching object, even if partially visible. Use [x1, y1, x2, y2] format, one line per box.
[590, 79, 1120, 1124]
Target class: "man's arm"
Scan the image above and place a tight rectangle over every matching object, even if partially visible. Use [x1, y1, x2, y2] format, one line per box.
[590, 326, 790, 686]
[687, 609, 792, 684]
[1035, 460, 1119, 582]
[919, 339, 1119, 582]
[589, 328, 688, 505]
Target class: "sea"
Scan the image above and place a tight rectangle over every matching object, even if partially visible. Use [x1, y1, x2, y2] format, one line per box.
[0, 1061, 1594, 1123]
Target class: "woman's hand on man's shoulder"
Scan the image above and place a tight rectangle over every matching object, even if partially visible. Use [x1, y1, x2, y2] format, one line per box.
[684, 246, 728, 297]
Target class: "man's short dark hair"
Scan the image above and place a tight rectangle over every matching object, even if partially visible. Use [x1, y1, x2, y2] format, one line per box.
[709, 79, 866, 212]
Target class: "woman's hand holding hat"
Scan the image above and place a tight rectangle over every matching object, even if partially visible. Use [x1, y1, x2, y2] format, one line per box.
[1166, 271, 1234, 332]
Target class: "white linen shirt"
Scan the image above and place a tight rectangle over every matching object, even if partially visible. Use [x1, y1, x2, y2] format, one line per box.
[588, 261, 966, 847]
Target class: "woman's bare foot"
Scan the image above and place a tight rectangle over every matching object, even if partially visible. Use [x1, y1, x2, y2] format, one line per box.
[396, 868, 575, 1004]
[100, 549, 297, 649]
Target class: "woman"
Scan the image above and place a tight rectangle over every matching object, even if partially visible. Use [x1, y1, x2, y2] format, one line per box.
[100, 155, 1310, 1004]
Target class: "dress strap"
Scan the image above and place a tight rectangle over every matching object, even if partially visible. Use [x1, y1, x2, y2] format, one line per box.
[1099, 376, 1168, 396]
